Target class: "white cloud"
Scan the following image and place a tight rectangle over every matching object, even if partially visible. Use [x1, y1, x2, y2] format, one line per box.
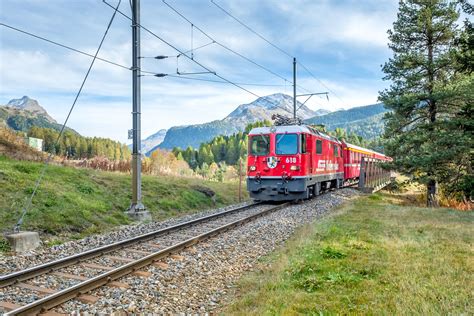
[1, 0, 399, 143]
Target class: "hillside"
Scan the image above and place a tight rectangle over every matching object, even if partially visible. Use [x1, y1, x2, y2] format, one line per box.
[154, 93, 318, 152]
[0, 96, 75, 133]
[305, 103, 388, 139]
[0, 155, 245, 243]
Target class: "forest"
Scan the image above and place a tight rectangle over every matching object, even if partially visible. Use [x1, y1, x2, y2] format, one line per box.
[27, 126, 131, 161]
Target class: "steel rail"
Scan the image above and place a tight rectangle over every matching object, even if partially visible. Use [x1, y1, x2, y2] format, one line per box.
[6, 202, 289, 315]
[0, 203, 260, 287]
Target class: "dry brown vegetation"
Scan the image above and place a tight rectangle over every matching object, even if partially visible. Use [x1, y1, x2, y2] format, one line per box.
[0, 127, 45, 161]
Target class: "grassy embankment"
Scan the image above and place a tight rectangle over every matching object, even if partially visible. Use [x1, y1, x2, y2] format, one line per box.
[0, 155, 247, 247]
[227, 193, 473, 314]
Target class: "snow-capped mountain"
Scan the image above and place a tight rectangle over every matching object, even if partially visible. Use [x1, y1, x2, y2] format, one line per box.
[0, 96, 72, 132]
[224, 93, 317, 122]
[6, 96, 56, 123]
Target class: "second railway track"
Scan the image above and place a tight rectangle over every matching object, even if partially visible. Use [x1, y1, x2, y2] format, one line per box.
[0, 202, 289, 315]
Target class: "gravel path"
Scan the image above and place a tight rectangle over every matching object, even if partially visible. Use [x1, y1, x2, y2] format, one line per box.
[44, 188, 361, 314]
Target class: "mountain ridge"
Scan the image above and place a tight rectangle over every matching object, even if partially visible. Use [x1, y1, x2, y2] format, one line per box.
[148, 98, 388, 154]
[304, 103, 388, 139]
[153, 93, 326, 153]
[0, 96, 75, 133]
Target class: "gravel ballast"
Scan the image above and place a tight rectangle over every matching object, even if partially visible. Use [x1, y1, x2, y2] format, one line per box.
[0, 201, 253, 275]
[0, 189, 361, 313]
[50, 188, 361, 314]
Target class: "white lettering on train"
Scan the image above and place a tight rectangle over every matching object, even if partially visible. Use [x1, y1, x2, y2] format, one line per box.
[316, 160, 338, 172]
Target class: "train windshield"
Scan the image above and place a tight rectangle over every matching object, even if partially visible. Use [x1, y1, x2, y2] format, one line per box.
[249, 135, 270, 156]
[276, 133, 298, 155]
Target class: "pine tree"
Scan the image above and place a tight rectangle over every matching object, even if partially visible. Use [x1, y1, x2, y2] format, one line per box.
[380, 0, 464, 206]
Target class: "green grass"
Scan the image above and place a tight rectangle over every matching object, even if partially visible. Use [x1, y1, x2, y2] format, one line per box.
[0, 155, 247, 244]
[226, 193, 473, 315]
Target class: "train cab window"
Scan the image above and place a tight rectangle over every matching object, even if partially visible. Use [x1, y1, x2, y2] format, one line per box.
[333, 144, 339, 157]
[249, 135, 269, 156]
[276, 133, 298, 155]
[316, 140, 322, 154]
[301, 134, 307, 153]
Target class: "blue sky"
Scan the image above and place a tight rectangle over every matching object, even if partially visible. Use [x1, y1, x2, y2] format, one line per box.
[1, 0, 399, 142]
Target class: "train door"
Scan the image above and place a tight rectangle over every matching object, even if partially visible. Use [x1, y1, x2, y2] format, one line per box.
[300, 133, 310, 174]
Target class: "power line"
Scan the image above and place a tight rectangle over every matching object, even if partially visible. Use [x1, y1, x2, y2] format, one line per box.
[140, 41, 216, 59]
[297, 62, 346, 105]
[13, 0, 123, 232]
[162, 0, 295, 86]
[143, 73, 288, 87]
[102, 0, 295, 116]
[210, 0, 347, 105]
[103, 2, 254, 96]
[1, 20, 288, 91]
[0, 22, 130, 71]
[210, 0, 293, 59]
[0, 21, 287, 92]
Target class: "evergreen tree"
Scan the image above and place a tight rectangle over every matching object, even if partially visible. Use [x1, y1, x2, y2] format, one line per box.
[380, 0, 465, 206]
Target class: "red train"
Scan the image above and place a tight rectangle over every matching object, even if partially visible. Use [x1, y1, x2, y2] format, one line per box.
[246, 124, 391, 201]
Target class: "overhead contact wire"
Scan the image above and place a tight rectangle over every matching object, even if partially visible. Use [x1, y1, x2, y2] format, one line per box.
[210, 0, 345, 103]
[102, 0, 294, 115]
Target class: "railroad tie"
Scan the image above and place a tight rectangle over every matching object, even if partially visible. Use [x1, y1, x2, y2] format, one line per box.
[153, 262, 169, 270]
[39, 310, 68, 316]
[50, 272, 88, 281]
[132, 270, 152, 278]
[0, 301, 21, 312]
[81, 263, 114, 271]
[186, 247, 198, 254]
[144, 242, 162, 249]
[126, 249, 152, 256]
[106, 281, 130, 289]
[170, 254, 185, 261]
[104, 255, 135, 263]
[17, 282, 56, 295]
[77, 294, 99, 304]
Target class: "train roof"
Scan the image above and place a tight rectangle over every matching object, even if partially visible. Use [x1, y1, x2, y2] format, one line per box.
[343, 142, 390, 159]
[249, 125, 340, 143]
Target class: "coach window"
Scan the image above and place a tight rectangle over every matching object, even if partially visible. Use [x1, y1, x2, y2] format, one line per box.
[316, 139, 322, 154]
[249, 135, 269, 156]
[301, 134, 307, 153]
[276, 133, 298, 155]
[333, 144, 339, 157]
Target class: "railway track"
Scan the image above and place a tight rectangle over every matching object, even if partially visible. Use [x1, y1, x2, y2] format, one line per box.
[0, 202, 289, 315]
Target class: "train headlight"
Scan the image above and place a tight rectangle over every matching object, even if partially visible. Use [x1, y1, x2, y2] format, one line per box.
[249, 165, 257, 171]
[290, 165, 300, 171]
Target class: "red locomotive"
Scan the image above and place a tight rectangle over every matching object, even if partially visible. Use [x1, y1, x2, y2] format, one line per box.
[246, 124, 391, 201]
